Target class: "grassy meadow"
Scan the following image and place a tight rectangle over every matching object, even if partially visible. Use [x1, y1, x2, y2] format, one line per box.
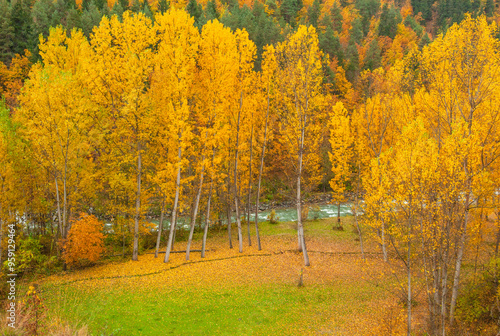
[14, 217, 413, 335]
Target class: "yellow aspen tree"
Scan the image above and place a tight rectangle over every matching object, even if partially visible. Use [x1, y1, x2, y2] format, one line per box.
[0, 99, 20, 265]
[149, 8, 200, 263]
[84, 12, 156, 261]
[231, 28, 257, 253]
[354, 93, 411, 262]
[416, 15, 500, 329]
[18, 27, 95, 244]
[328, 101, 352, 225]
[366, 118, 439, 336]
[194, 19, 239, 251]
[275, 25, 325, 266]
[252, 44, 277, 251]
[328, 101, 364, 254]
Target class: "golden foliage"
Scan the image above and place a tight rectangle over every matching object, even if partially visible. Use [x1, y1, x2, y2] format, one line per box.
[63, 213, 105, 268]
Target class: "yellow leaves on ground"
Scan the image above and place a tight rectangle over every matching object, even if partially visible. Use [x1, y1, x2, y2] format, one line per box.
[47, 229, 374, 291]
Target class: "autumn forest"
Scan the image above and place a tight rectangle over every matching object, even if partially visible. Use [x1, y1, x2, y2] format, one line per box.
[1, 0, 500, 334]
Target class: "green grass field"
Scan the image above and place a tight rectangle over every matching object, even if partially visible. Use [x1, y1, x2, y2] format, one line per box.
[34, 217, 404, 335]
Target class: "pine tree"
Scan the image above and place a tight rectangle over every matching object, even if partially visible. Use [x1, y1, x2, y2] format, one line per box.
[319, 25, 342, 63]
[0, 0, 14, 65]
[80, 0, 102, 36]
[130, 0, 142, 13]
[363, 39, 381, 71]
[111, 1, 124, 19]
[52, 0, 69, 27]
[65, 7, 81, 30]
[355, 0, 380, 35]
[411, 0, 432, 21]
[186, 0, 203, 27]
[280, 0, 303, 27]
[142, 1, 153, 19]
[157, 0, 169, 13]
[485, 0, 494, 16]
[204, 0, 219, 21]
[32, 0, 55, 41]
[10, 0, 34, 56]
[118, 0, 129, 11]
[307, 0, 320, 27]
[330, 1, 342, 33]
[379, 4, 401, 39]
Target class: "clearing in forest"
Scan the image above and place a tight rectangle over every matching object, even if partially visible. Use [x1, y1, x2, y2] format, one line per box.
[36, 218, 407, 335]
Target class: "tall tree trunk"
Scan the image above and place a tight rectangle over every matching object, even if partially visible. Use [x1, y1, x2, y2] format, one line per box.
[440, 232, 450, 336]
[234, 197, 243, 253]
[0, 216, 3, 266]
[164, 143, 182, 263]
[226, 175, 233, 249]
[55, 174, 67, 270]
[494, 205, 500, 287]
[407, 195, 413, 336]
[202, 179, 213, 258]
[354, 164, 365, 260]
[234, 92, 244, 253]
[154, 196, 166, 258]
[132, 143, 142, 261]
[449, 198, 470, 326]
[62, 169, 67, 238]
[186, 163, 205, 260]
[225, 140, 234, 249]
[376, 158, 388, 262]
[246, 125, 254, 246]
[297, 129, 310, 267]
[337, 202, 341, 225]
[62, 155, 69, 239]
[254, 84, 271, 251]
[121, 215, 126, 258]
[172, 219, 177, 251]
[55, 175, 63, 238]
[381, 218, 388, 262]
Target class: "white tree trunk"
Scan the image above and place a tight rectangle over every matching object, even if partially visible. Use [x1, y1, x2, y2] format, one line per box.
[54, 175, 63, 239]
[234, 93, 243, 253]
[154, 196, 166, 258]
[246, 125, 253, 246]
[186, 164, 205, 260]
[253, 84, 271, 251]
[297, 130, 310, 267]
[201, 180, 213, 258]
[449, 199, 469, 326]
[164, 144, 182, 263]
[132, 143, 142, 261]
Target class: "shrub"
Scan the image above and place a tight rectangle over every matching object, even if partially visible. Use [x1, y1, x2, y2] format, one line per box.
[301, 206, 309, 222]
[267, 210, 280, 224]
[15, 237, 46, 275]
[0, 286, 90, 335]
[63, 213, 105, 268]
[455, 258, 500, 334]
[2, 236, 59, 278]
[310, 205, 321, 220]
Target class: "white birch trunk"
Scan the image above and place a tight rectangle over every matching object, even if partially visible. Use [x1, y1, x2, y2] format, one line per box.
[186, 164, 205, 260]
[164, 144, 182, 263]
[154, 196, 166, 258]
[132, 143, 142, 261]
[201, 180, 213, 258]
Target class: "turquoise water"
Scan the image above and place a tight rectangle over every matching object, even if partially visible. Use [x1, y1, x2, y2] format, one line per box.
[255, 203, 353, 222]
[104, 203, 353, 232]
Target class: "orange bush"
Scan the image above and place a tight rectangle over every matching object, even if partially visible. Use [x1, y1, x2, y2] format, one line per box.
[63, 213, 105, 268]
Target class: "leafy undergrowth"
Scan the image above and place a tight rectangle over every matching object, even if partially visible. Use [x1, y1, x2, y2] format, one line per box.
[37, 218, 406, 335]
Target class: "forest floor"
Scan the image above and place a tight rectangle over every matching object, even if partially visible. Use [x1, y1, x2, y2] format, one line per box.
[28, 217, 420, 335]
